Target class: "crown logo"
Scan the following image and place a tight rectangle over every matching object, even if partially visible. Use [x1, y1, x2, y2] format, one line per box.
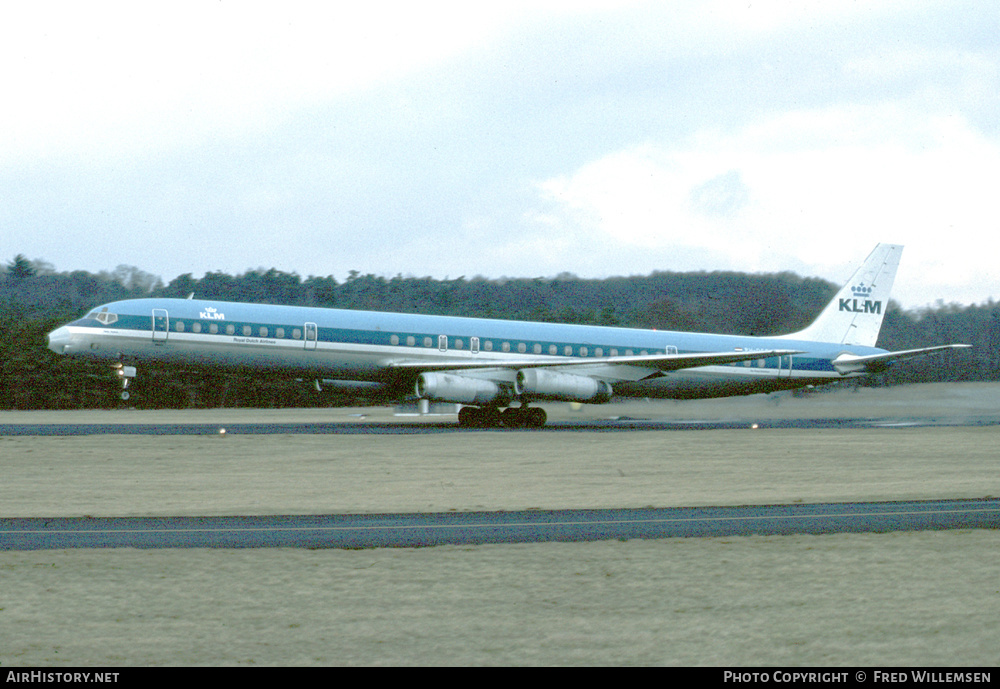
[852, 283, 873, 298]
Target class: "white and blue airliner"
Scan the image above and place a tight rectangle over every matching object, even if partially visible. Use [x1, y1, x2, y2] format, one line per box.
[47, 244, 968, 427]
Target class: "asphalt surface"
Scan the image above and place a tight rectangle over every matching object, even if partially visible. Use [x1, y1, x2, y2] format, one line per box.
[3, 499, 998, 550]
[2, 416, 998, 435]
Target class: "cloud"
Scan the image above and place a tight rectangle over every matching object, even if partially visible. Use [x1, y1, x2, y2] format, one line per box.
[530, 103, 1000, 306]
[0, 2, 537, 163]
[3, 1, 998, 310]
[690, 171, 751, 217]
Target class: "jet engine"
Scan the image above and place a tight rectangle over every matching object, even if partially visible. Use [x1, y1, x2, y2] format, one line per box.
[415, 372, 512, 405]
[515, 369, 612, 403]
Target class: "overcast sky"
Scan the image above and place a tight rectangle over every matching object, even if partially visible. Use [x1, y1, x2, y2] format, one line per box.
[3, 1, 998, 308]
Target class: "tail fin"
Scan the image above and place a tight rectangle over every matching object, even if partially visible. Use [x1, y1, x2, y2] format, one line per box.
[782, 243, 902, 346]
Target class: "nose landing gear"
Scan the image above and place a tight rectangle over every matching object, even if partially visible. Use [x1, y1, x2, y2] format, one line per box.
[115, 364, 137, 401]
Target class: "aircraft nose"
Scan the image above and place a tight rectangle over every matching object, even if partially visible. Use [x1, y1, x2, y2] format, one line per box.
[47, 326, 72, 354]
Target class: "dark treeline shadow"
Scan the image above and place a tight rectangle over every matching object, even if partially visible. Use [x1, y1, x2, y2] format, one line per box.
[1, 257, 985, 409]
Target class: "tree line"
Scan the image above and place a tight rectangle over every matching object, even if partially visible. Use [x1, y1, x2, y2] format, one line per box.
[0, 254, 986, 409]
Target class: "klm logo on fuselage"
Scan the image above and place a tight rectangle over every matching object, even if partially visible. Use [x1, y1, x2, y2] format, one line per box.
[200, 306, 226, 320]
[839, 283, 881, 314]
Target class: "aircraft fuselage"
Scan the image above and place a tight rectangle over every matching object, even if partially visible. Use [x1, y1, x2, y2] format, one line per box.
[47, 297, 879, 402]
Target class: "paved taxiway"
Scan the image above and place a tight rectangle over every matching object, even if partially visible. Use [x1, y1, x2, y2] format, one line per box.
[4, 499, 997, 550]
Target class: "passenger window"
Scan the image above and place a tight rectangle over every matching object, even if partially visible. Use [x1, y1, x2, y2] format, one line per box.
[243, 326, 252, 337]
[260, 327, 268, 338]
[390, 335, 400, 346]
[175, 321, 185, 332]
[595, 348, 603, 357]
[276, 328, 285, 338]
[564, 345, 573, 356]
[549, 345, 557, 355]
[533, 344, 542, 354]
[227, 324, 235, 335]
[407, 336, 415, 346]
[424, 336, 432, 347]
[192, 323, 202, 333]
[209, 323, 219, 334]
[580, 347, 588, 356]
[484, 340, 493, 351]
[502, 342, 510, 353]
[455, 339, 463, 350]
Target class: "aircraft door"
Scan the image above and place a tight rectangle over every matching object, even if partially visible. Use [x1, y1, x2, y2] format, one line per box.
[779, 354, 794, 377]
[152, 309, 169, 342]
[304, 322, 318, 351]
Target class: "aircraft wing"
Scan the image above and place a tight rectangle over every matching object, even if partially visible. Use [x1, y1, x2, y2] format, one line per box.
[831, 344, 972, 374]
[387, 348, 803, 380]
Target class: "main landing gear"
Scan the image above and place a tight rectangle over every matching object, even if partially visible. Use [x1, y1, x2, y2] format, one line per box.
[457, 404, 547, 429]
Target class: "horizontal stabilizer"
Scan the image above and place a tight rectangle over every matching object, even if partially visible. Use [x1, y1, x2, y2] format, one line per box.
[831, 344, 972, 375]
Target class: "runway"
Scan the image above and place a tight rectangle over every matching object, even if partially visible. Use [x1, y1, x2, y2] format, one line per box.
[3, 499, 997, 550]
[2, 415, 998, 436]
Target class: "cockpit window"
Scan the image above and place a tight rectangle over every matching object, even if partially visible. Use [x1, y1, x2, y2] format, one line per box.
[86, 307, 118, 325]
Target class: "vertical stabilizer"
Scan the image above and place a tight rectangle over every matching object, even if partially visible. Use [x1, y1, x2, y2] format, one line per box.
[781, 243, 902, 346]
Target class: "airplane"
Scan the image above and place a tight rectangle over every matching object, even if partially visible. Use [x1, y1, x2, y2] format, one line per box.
[46, 243, 970, 427]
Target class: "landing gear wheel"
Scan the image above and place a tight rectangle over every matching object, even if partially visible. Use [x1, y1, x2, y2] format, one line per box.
[501, 407, 525, 428]
[480, 407, 501, 428]
[525, 407, 547, 428]
[458, 406, 477, 427]
[459, 406, 547, 429]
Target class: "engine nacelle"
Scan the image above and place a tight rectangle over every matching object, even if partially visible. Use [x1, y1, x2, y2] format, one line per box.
[515, 369, 612, 403]
[415, 373, 512, 405]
